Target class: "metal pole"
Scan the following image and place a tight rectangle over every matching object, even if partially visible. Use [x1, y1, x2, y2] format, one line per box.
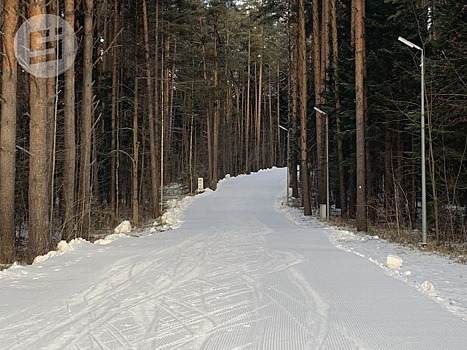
[398, 37, 426, 245]
[421, 49, 427, 246]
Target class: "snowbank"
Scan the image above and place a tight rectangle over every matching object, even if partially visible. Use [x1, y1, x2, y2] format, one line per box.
[153, 196, 194, 231]
[386, 254, 403, 269]
[33, 238, 87, 264]
[94, 233, 128, 245]
[114, 220, 132, 234]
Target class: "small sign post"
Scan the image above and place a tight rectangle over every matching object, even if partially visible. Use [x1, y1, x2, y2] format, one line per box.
[197, 178, 204, 193]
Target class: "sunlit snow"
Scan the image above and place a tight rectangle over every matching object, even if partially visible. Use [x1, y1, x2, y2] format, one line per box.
[1, 168, 466, 349]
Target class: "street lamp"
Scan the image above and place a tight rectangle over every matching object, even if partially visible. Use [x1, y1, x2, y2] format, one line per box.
[398, 36, 427, 246]
[279, 125, 290, 205]
[314, 107, 329, 221]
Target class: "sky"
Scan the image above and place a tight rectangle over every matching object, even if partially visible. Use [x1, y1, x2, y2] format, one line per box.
[0, 168, 466, 349]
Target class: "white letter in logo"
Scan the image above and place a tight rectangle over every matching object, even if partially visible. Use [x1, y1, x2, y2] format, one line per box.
[15, 14, 77, 78]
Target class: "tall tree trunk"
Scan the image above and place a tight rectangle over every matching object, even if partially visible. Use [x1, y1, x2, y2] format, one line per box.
[289, 11, 299, 198]
[245, 28, 251, 174]
[276, 65, 281, 166]
[211, 12, 219, 189]
[319, 0, 330, 209]
[132, 78, 139, 226]
[298, 0, 311, 215]
[355, 0, 367, 231]
[384, 124, 395, 223]
[63, 0, 77, 239]
[268, 68, 274, 167]
[313, 0, 326, 207]
[155, 0, 161, 215]
[349, 167, 356, 218]
[162, 37, 170, 190]
[46, 0, 58, 240]
[224, 35, 233, 176]
[363, 1, 374, 224]
[255, 28, 264, 170]
[79, 0, 94, 238]
[167, 42, 176, 181]
[0, 0, 18, 263]
[428, 111, 440, 242]
[143, 0, 160, 218]
[27, 0, 50, 262]
[331, 0, 346, 218]
[110, 0, 120, 224]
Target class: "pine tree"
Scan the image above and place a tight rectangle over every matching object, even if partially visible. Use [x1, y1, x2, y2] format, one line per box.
[27, 0, 51, 262]
[354, 0, 367, 231]
[0, 0, 18, 263]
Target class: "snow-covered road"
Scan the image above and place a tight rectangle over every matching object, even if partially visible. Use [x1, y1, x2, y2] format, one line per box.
[1, 168, 466, 349]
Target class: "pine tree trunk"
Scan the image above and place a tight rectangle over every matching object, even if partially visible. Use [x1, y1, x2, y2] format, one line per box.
[384, 124, 395, 223]
[46, 0, 57, 238]
[155, 0, 161, 215]
[298, 0, 311, 215]
[355, 0, 367, 231]
[211, 13, 219, 189]
[289, 12, 299, 198]
[28, 0, 50, 262]
[63, 0, 77, 240]
[0, 0, 18, 263]
[162, 37, 170, 189]
[319, 0, 330, 208]
[245, 28, 251, 174]
[362, 1, 374, 225]
[132, 78, 139, 226]
[349, 168, 356, 218]
[331, 0, 347, 218]
[110, 0, 119, 224]
[268, 69, 274, 167]
[167, 43, 176, 181]
[255, 28, 263, 170]
[79, 0, 94, 239]
[276, 65, 281, 166]
[313, 0, 326, 207]
[143, 0, 160, 218]
[428, 113, 440, 242]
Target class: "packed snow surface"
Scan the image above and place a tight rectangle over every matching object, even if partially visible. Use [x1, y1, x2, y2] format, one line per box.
[0, 168, 466, 349]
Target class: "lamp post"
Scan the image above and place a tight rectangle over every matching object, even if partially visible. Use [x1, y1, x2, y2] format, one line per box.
[314, 107, 329, 221]
[279, 125, 290, 205]
[398, 36, 426, 246]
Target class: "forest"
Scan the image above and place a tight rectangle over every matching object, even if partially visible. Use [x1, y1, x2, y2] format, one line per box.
[0, 0, 466, 265]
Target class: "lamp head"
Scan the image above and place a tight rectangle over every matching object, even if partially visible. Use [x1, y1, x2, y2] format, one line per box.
[398, 36, 422, 52]
[314, 107, 326, 115]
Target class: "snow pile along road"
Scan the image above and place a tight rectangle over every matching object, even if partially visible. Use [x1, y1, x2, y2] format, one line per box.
[0, 168, 466, 349]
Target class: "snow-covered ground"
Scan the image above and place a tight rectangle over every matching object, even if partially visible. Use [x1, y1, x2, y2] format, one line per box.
[0, 168, 466, 349]
[281, 200, 467, 322]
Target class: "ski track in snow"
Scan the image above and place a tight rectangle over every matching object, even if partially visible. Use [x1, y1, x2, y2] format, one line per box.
[1, 228, 325, 349]
[0, 168, 466, 349]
